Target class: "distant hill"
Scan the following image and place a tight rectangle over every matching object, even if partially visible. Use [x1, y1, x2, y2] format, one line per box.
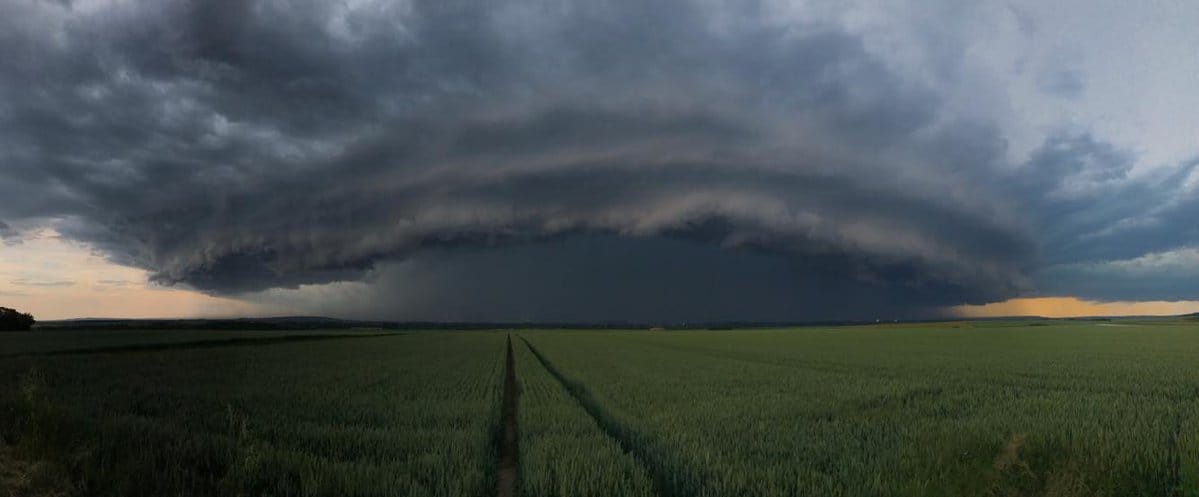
[35, 316, 391, 331]
[35, 317, 674, 331]
[41, 312, 1199, 331]
[33, 315, 1053, 331]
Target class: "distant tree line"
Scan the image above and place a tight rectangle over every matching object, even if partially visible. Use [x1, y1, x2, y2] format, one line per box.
[0, 307, 35, 331]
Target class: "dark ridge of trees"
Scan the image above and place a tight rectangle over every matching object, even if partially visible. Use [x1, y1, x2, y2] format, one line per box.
[33, 316, 988, 332]
[31, 316, 1065, 332]
[0, 307, 35, 331]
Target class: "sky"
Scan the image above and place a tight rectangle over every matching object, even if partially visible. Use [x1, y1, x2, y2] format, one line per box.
[1, 0, 1198, 322]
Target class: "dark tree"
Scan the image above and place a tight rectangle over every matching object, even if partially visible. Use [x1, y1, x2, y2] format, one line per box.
[0, 307, 35, 331]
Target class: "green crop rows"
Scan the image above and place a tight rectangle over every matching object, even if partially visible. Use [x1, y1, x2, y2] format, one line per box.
[3, 322, 1199, 496]
[521, 324, 1199, 496]
[1, 331, 504, 496]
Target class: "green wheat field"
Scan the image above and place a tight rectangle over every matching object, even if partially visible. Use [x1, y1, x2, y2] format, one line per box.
[3, 321, 1199, 496]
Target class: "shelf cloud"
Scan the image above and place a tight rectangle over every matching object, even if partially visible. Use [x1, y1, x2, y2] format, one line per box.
[2, 0, 1197, 320]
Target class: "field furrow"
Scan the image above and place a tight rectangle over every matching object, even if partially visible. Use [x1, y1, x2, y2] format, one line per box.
[515, 335, 657, 497]
[495, 335, 520, 497]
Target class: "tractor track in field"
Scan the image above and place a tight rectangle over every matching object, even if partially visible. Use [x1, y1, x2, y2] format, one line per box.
[518, 335, 697, 497]
[495, 334, 520, 497]
[5, 332, 401, 358]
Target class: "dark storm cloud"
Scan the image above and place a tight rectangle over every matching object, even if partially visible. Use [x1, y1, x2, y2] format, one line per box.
[1005, 134, 1199, 302]
[0, 0, 1193, 318]
[1015, 135, 1199, 265]
[259, 236, 990, 323]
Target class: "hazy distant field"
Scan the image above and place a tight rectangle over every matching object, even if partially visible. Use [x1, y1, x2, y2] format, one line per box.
[0, 328, 390, 356]
[3, 322, 1198, 496]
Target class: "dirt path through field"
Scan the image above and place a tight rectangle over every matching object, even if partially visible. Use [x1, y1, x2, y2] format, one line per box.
[519, 335, 692, 497]
[496, 335, 520, 497]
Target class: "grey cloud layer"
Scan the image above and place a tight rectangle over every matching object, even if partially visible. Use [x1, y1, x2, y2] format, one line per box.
[0, 0, 1194, 319]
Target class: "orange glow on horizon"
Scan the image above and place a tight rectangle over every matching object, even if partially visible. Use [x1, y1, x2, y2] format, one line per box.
[0, 229, 261, 320]
[952, 297, 1199, 319]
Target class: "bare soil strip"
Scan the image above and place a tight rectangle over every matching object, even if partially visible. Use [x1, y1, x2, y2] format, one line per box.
[496, 334, 520, 497]
[518, 335, 693, 497]
[9, 332, 400, 358]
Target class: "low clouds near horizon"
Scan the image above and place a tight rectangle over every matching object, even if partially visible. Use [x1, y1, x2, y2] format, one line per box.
[1, 0, 1197, 321]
